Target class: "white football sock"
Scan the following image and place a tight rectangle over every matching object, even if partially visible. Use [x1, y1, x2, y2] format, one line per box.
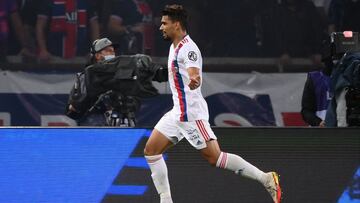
[145, 154, 172, 202]
[216, 152, 267, 184]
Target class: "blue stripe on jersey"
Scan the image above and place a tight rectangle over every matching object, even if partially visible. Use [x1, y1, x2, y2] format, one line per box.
[174, 58, 188, 121]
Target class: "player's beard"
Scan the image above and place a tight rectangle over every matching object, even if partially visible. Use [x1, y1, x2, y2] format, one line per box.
[162, 32, 171, 41]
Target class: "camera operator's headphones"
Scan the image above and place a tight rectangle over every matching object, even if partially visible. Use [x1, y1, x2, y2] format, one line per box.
[90, 39, 100, 58]
[90, 38, 117, 58]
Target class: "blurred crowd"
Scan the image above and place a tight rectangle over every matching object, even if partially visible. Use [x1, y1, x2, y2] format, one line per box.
[0, 0, 359, 64]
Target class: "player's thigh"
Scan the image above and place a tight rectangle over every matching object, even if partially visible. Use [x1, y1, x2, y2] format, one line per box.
[144, 112, 181, 155]
[144, 129, 174, 156]
[200, 140, 221, 165]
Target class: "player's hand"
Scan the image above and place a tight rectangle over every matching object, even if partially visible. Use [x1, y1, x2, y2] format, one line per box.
[319, 120, 325, 127]
[189, 75, 200, 90]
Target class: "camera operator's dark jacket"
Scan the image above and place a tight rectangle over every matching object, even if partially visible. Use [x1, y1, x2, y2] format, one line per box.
[301, 70, 331, 126]
[65, 54, 168, 125]
[325, 52, 360, 126]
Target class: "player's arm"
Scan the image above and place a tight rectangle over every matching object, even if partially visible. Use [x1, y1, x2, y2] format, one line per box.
[187, 67, 201, 90]
[184, 46, 201, 90]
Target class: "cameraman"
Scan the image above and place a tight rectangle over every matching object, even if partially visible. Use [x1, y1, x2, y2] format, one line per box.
[66, 38, 119, 126]
[66, 37, 168, 126]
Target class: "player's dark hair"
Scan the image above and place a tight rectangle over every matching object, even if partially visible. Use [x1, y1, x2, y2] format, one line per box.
[162, 4, 188, 31]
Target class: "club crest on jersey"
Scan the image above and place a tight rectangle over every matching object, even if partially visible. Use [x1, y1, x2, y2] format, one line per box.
[188, 51, 197, 62]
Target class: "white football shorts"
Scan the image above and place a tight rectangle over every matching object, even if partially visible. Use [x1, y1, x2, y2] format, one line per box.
[154, 111, 217, 150]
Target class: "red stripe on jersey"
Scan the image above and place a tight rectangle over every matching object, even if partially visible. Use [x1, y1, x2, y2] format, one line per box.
[181, 38, 188, 44]
[172, 43, 187, 121]
[172, 62, 185, 121]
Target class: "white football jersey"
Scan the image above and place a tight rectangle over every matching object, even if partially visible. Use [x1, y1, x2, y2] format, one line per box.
[167, 35, 209, 121]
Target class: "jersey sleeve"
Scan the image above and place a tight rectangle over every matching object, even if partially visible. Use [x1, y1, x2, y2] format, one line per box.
[181, 44, 202, 69]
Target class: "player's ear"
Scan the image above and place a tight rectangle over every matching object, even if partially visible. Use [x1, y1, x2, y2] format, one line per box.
[175, 21, 180, 30]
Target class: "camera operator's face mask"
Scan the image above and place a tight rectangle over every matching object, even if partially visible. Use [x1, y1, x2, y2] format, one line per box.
[104, 55, 115, 61]
[96, 46, 116, 62]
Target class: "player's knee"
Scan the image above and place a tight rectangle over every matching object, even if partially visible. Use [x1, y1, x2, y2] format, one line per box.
[201, 149, 221, 167]
[207, 157, 218, 167]
[143, 145, 152, 156]
[202, 154, 219, 167]
[144, 144, 159, 156]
